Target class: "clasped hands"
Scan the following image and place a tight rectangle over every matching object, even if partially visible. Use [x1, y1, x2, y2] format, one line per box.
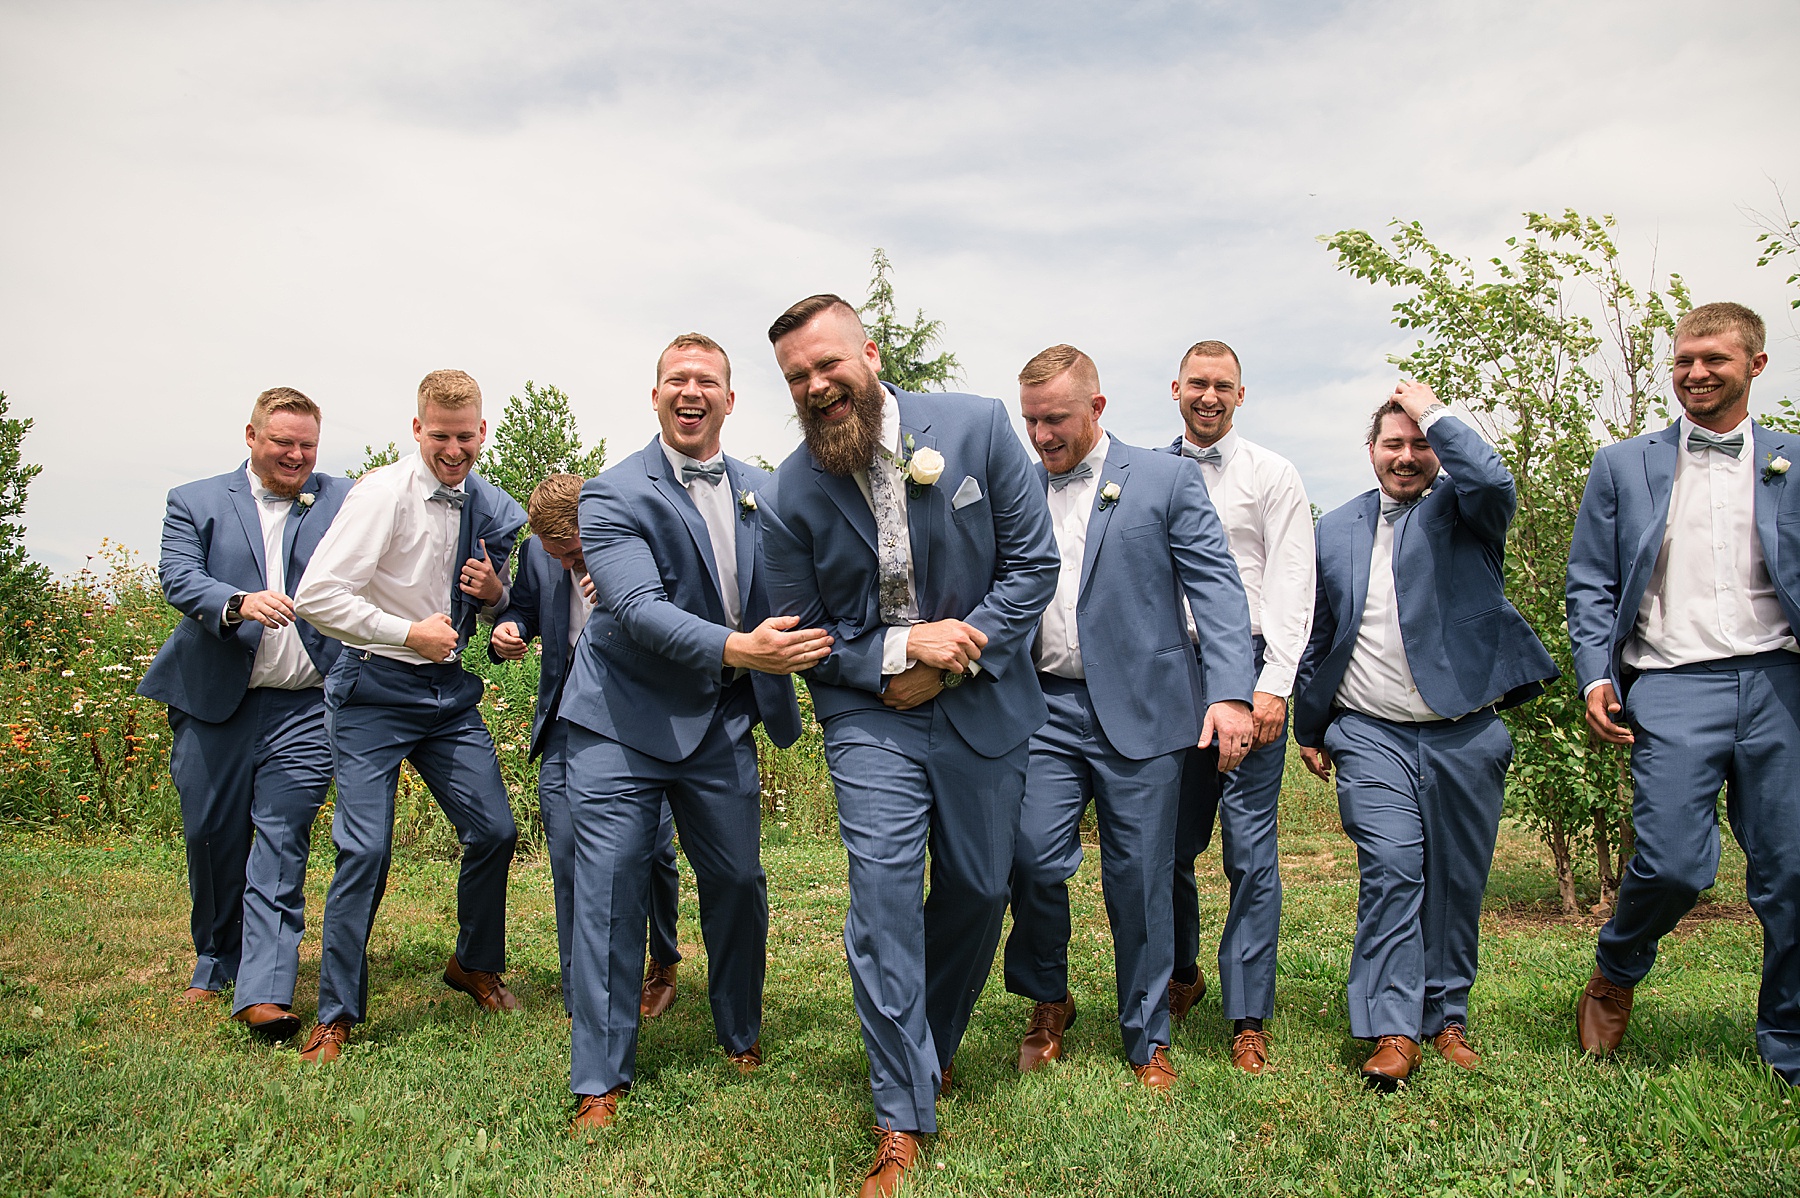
[883, 619, 987, 710]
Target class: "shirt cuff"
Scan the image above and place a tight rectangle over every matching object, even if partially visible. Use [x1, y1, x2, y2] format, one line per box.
[1581, 678, 1614, 698]
[1418, 404, 1450, 432]
[1254, 664, 1295, 698]
[882, 625, 913, 676]
[371, 612, 414, 648]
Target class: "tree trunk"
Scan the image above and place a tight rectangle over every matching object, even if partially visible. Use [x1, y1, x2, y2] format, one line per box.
[1592, 807, 1616, 917]
[1550, 823, 1578, 916]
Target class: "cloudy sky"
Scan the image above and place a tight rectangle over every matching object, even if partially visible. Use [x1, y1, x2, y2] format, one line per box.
[3, 0, 1798, 573]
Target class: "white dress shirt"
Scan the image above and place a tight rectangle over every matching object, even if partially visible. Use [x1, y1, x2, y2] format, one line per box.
[241, 466, 324, 690]
[1180, 429, 1316, 696]
[1333, 507, 1443, 723]
[660, 440, 743, 632]
[1035, 434, 1110, 679]
[1620, 414, 1797, 677]
[848, 396, 929, 677]
[294, 452, 471, 666]
[566, 567, 594, 654]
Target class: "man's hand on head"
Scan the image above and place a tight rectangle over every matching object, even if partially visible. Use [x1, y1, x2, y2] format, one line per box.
[237, 590, 296, 629]
[905, 620, 987, 673]
[405, 612, 460, 663]
[722, 615, 833, 675]
[1391, 380, 1441, 424]
[881, 662, 944, 711]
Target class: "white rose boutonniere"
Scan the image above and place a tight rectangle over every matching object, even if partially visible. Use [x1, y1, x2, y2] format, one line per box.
[1098, 481, 1122, 511]
[738, 489, 758, 517]
[1764, 454, 1791, 482]
[908, 446, 946, 486]
[296, 492, 315, 508]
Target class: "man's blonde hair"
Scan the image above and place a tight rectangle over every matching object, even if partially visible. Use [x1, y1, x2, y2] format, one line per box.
[1178, 339, 1243, 379]
[249, 386, 321, 430]
[657, 332, 732, 387]
[527, 473, 583, 541]
[418, 369, 483, 418]
[1018, 344, 1100, 394]
[1674, 302, 1767, 358]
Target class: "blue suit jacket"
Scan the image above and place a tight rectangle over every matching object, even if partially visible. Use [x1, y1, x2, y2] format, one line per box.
[1040, 438, 1255, 760]
[1567, 421, 1800, 690]
[1292, 415, 1557, 748]
[490, 536, 581, 761]
[558, 437, 803, 763]
[138, 465, 352, 723]
[446, 472, 529, 648]
[762, 385, 1060, 758]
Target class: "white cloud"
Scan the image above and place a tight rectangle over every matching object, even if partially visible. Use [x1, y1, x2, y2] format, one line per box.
[1, 0, 1797, 570]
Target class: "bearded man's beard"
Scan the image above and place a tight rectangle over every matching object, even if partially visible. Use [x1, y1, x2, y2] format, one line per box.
[797, 373, 886, 477]
[256, 471, 305, 499]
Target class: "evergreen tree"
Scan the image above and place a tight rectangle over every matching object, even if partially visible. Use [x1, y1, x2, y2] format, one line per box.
[860, 248, 962, 392]
[482, 381, 607, 509]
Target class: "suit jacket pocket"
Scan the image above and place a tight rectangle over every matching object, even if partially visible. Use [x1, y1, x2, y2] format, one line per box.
[1122, 522, 1161, 540]
[949, 492, 990, 525]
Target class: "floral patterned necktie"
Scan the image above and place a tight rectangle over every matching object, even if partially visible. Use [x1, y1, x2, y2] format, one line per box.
[868, 450, 912, 624]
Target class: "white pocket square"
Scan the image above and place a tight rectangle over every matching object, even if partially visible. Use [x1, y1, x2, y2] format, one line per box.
[951, 475, 983, 509]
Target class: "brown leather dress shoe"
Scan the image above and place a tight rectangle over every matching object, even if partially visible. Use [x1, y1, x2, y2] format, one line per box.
[179, 987, 221, 1004]
[1360, 1035, 1422, 1091]
[1017, 994, 1077, 1073]
[938, 1059, 953, 1095]
[1230, 1028, 1270, 1074]
[1168, 972, 1207, 1022]
[1133, 1045, 1178, 1091]
[1576, 967, 1633, 1057]
[570, 1088, 624, 1135]
[859, 1128, 923, 1198]
[726, 1041, 761, 1074]
[1432, 1023, 1481, 1070]
[443, 955, 520, 1013]
[298, 1019, 351, 1064]
[232, 1003, 301, 1042]
[640, 960, 678, 1019]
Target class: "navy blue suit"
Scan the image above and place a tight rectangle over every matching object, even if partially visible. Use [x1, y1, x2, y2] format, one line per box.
[307, 466, 528, 1028]
[763, 385, 1059, 1133]
[1004, 438, 1253, 1065]
[1567, 421, 1800, 1083]
[491, 537, 680, 1014]
[1295, 415, 1555, 1040]
[560, 438, 800, 1099]
[139, 465, 350, 1005]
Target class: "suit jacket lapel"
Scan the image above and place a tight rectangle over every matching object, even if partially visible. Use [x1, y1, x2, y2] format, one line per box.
[278, 476, 321, 596]
[902, 408, 937, 603]
[816, 466, 878, 552]
[228, 468, 268, 584]
[1077, 440, 1131, 600]
[725, 458, 756, 619]
[1629, 425, 1680, 603]
[1753, 423, 1790, 580]
[547, 566, 573, 698]
[1344, 493, 1378, 655]
[644, 439, 726, 600]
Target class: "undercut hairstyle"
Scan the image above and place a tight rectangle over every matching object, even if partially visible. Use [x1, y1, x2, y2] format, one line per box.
[1018, 344, 1100, 394]
[1178, 339, 1243, 379]
[1367, 399, 1410, 444]
[768, 293, 864, 344]
[527, 473, 584, 541]
[658, 332, 732, 387]
[249, 386, 321, 430]
[1674, 302, 1767, 358]
[417, 369, 483, 417]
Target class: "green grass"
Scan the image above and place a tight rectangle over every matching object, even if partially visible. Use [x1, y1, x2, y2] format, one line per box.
[1, 759, 1795, 1196]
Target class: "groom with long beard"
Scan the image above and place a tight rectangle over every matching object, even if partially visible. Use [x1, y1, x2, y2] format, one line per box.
[760, 295, 1058, 1198]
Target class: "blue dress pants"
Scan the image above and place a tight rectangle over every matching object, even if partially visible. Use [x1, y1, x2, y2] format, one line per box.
[1005, 674, 1183, 1065]
[1600, 652, 1800, 1084]
[1173, 636, 1286, 1021]
[825, 700, 1026, 1136]
[167, 686, 332, 1003]
[538, 720, 681, 1016]
[565, 679, 766, 1098]
[1324, 710, 1512, 1040]
[317, 651, 518, 1026]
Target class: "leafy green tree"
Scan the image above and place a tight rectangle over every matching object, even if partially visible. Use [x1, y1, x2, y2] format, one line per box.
[860, 248, 962, 392]
[482, 381, 607, 509]
[346, 442, 399, 480]
[1325, 211, 1688, 915]
[1746, 188, 1800, 435]
[0, 391, 50, 653]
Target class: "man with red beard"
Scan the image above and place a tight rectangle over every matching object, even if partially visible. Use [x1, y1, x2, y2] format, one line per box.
[760, 296, 1058, 1197]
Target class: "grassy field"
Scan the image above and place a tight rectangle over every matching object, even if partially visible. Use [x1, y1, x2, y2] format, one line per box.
[1, 753, 1795, 1197]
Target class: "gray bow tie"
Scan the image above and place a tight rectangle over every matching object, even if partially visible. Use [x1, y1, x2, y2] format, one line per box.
[429, 485, 466, 508]
[1048, 462, 1094, 492]
[258, 490, 295, 506]
[1379, 494, 1418, 525]
[1686, 427, 1745, 457]
[1181, 442, 1223, 466]
[681, 461, 727, 486]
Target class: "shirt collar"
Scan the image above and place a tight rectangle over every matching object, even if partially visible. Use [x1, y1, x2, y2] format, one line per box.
[879, 389, 902, 461]
[660, 437, 725, 476]
[1182, 428, 1237, 466]
[1079, 432, 1111, 476]
[1679, 413, 1752, 461]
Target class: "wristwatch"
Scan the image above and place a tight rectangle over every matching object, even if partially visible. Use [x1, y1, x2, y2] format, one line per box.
[225, 592, 246, 625]
[940, 669, 968, 689]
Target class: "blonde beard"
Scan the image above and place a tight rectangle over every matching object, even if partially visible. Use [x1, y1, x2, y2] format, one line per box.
[797, 374, 886, 477]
